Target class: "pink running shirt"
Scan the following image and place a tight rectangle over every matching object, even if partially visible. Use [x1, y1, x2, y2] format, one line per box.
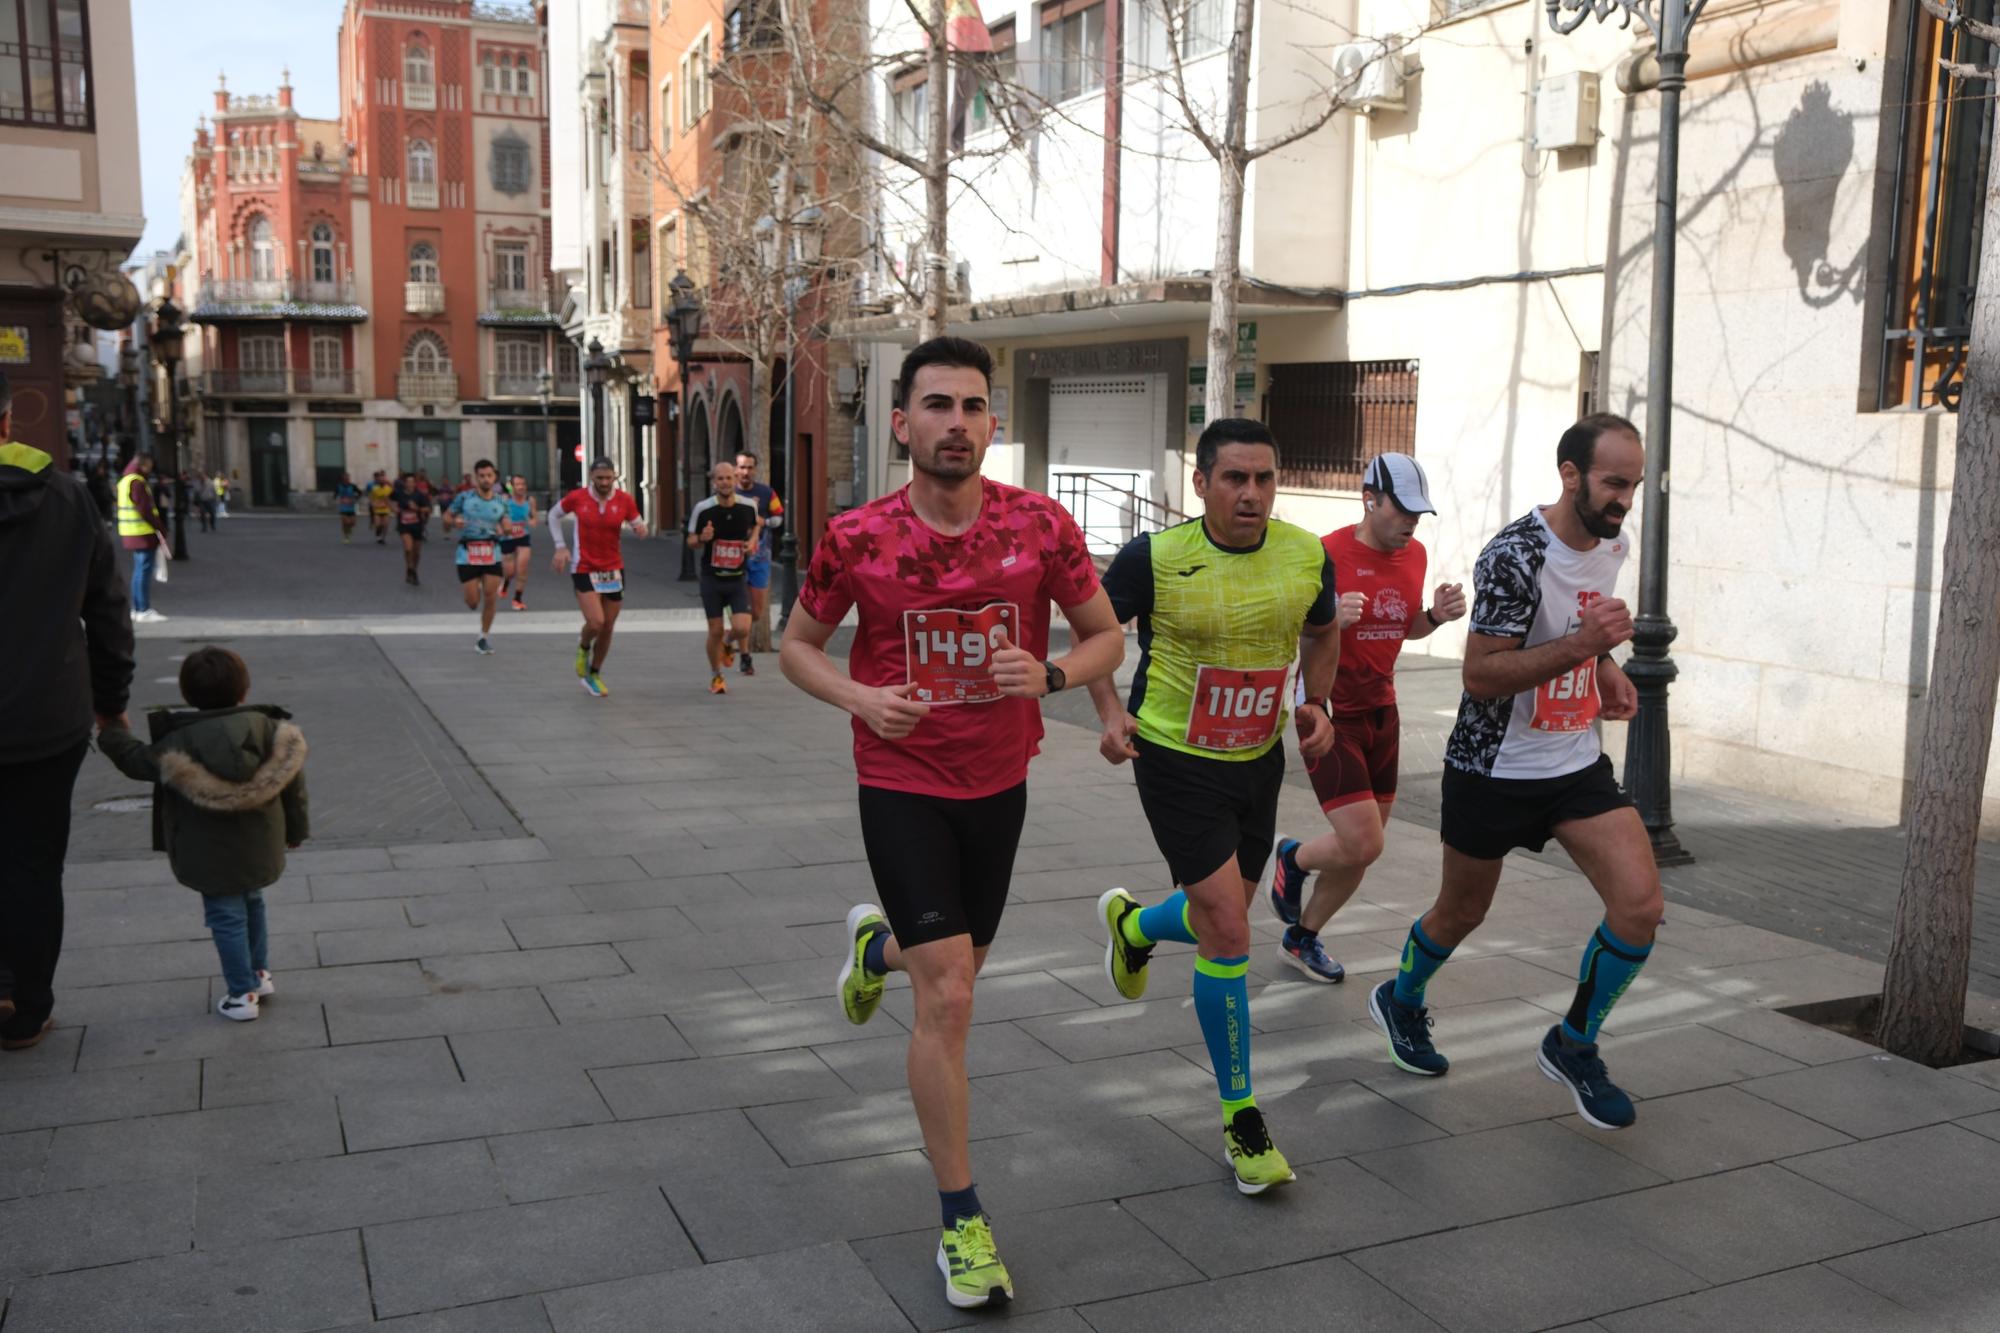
[799, 478, 1101, 798]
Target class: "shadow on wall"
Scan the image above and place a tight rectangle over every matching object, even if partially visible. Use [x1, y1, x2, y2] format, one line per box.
[1775, 80, 1866, 308]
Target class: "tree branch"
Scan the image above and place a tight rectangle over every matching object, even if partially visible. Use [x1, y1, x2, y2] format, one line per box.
[1919, 0, 2000, 49]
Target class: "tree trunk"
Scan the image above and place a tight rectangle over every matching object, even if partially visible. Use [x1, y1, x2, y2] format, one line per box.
[922, 0, 951, 340]
[1202, 0, 1257, 425]
[1878, 98, 2000, 1067]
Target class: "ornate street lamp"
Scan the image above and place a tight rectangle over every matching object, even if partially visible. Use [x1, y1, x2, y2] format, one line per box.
[667, 271, 703, 580]
[1545, 0, 1705, 867]
[777, 208, 824, 626]
[148, 296, 191, 561]
[583, 336, 611, 469]
[536, 366, 554, 498]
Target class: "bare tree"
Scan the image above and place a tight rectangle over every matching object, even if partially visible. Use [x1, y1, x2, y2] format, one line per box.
[1879, 0, 2000, 1066]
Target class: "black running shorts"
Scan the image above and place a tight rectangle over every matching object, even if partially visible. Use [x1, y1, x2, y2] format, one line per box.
[1440, 753, 1635, 860]
[699, 572, 751, 619]
[857, 782, 1027, 949]
[456, 562, 502, 583]
[1132, 736, 1285, 887]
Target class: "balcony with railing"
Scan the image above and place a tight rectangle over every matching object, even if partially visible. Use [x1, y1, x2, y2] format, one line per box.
[398, 365, 458, 404]
[407, 179, 439, 209]
[405, 282, 446, 316]
[191, 277, 366, 322]
[200, 368, 364, 397]
[480, 279, 562, 326]
[404, 80, 436, 110]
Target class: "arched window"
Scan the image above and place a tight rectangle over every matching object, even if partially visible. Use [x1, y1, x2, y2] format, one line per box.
[404, 43, 433, 88]
[408, 242, 439, 285]
[310, 223, 336, 285]
[248, 215, 276, 282]
[406, 331, 449, 373]
[407, 138, 435, 184]
[514, 54, 533, 99]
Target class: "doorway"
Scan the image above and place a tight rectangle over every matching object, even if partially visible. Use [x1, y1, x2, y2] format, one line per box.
[248, 417, 291, 507]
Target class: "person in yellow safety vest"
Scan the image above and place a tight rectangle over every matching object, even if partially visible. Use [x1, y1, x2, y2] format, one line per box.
[116, 454, 169, 623]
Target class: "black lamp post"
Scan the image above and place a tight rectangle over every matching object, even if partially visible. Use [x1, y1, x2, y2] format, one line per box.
[148, 296, 190, 561]
[667, 271, 702, 581]
[1546, 0, 1703, 867]
[776, 209, 824, 627]
[536, 366, 554, 499]
[583, 336, 611, 468]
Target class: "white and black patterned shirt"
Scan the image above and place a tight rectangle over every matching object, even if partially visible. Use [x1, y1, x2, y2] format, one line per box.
[1444, 508, 1629, 779]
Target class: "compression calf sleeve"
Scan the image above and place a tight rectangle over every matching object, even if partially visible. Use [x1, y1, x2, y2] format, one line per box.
[1193, 954, 1252, 1104]
[1392, 918, 1453, 1008]
[1124, 890, 1198, 947]
[1563, 921, 1653, 1044]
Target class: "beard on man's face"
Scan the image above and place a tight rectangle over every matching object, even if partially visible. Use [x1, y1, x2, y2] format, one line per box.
[1574, 477, 1627, 539]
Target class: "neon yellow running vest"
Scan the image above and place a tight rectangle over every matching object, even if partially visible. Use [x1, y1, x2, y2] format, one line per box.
[115, 472, 158, 541]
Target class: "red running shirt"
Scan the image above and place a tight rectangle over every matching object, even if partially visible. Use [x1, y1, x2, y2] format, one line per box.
[799, 478, 1101, 798]
[553, 488, 640, 574]
[1324, 525, 1428, 713]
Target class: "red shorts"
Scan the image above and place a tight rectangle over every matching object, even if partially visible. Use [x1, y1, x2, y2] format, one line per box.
[1305, 704, 1401, 812]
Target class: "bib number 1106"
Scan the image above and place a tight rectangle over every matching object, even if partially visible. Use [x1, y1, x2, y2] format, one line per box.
[1185, 664, 1290, 751]
[903, 603, 1018, 704]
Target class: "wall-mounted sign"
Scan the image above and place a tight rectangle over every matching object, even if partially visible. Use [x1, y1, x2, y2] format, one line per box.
[0, 326, 29, 364]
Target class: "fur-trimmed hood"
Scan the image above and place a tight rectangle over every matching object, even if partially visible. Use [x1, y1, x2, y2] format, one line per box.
[158, 721, 307, 813]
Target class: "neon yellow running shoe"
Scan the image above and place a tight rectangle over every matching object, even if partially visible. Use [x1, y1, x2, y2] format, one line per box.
[1097, 887, 1153, 1001]
[1223, 1105, 1296, 1196]
[936, 1214, 1013, 1309]
[575, 644, 589, 678]
[838, 904, 889, 1025]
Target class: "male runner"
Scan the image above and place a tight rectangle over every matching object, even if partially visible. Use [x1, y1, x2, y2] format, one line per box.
[781, 336, 1123, 1310]
[1266, 453, 1467, 982]
[1090, 417, 1340, 1195]
[368, 470, 394, 543]
[499, 475, 537, 610]
[549, 457, 646, 698]
[334, 473, 361, 544]
[390, 471, 431, 586]
[444, 459, 515, 655]
[687, 460, 761, 694]
[1368, 413, 1655, 1131]
[733, 450, 783, 671]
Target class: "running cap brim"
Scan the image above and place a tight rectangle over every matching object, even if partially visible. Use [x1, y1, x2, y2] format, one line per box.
[1363, 453, 1437, 515]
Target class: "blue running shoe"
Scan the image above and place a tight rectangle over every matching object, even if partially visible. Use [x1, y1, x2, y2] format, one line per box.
[1368, 979, 1449, 1076]
[1537, 1026, 1636, 1130]
[1268, 836, 1308, 926]
[1278, 929, 1345, 983]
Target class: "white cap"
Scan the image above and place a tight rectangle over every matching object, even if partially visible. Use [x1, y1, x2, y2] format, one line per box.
[1363, 454, 1436, 515]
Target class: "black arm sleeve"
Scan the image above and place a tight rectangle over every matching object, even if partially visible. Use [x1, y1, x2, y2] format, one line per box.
[1304, 553, 1338, 626]
[82, 494, 135, 717]
[1099, 533, 1154, 624]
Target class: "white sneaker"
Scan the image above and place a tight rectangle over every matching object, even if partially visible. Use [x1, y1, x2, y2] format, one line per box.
[253, 970, 275, 999]
[217, 992, 259, 1021]
[132, 608, 167, 623]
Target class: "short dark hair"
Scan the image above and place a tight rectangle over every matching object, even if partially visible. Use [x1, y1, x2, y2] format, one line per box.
[894, 336, 993, 408]
[589, 456, 616, 473]
[1557, 413, 1640, 476]
[180, 646, 250, 710]
[1194, 418, 1279, 475]
[473, 458, 496, 473]
[735, 450, 758, 466]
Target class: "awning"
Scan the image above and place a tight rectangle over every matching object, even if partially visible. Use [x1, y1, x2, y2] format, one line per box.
[832, 276, 1341, 344]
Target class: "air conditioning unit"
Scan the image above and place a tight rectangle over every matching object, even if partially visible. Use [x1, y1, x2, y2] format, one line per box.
[1332, 40, 1407, 113]
[851, 271, 891, 314]
[1533, 71, 1600, 151]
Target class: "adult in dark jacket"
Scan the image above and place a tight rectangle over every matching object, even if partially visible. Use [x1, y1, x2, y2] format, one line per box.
[0, 369, 136, 1050]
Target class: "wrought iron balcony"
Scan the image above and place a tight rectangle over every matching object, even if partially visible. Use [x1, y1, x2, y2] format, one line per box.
[481, 280, 562, 326]
[398, 368, 458, 404]
[404, 80, 436, 111]
[191, 277, 365, 321]
[405, 281, 446, 316]
[407, 179, 440, 209]
[486, 372, 545, 400]
[202, 369, 289, 396]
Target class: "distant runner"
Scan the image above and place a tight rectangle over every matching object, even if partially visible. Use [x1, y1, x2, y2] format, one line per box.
[444, 460, 514, 655]
[688, 460, 762, 693]
[549, 457, 646, 698]
[390, 471, 432, 587]
[733, 450, 783, 672]
[334, 473, 361, 544]
[367, 471, 393, 544]
[499, 475, 537, 611]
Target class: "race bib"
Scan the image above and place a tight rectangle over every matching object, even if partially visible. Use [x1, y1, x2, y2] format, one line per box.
[903, 603, 1017, 705]
[712, 539, 748, 571]
[1186, 664, 1289, 751]
[589, 569, 623, 595]
[463, 540, 496, 566]
[1532, 661, 1599, 732]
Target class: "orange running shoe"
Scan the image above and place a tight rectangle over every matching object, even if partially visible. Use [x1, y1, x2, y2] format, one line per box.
[710, 673, 728, 695]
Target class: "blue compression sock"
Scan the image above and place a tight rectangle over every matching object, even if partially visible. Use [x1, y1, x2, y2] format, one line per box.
[1193, 954, 1252, 1104]
[1562, 921, 1653, 1044]
[862, 930, 889, 977]
[940, 1183, 983, 1227]
[1392, 918, 1453, 1008]
[1127, 890, 1199, 946]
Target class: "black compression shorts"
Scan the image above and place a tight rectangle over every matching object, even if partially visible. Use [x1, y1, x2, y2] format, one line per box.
[1132, 736, 1285, 887]
[1440, 753, 1634, 860]
[857, 782, 1027, 949]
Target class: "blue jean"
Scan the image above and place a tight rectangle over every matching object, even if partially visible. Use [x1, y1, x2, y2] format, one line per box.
[203, 890, 269, 998]
[129, 546, 156, 613]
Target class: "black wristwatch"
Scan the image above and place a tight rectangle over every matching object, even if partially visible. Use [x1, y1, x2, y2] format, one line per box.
[1424, 607, 1441, 628]
[1042, 660, 1066, 695]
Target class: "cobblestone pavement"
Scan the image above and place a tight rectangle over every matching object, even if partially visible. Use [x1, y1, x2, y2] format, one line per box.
[10, 519, 2000, 1329]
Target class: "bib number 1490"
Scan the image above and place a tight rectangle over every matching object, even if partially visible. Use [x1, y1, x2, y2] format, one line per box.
[903, 603, 1019, 704]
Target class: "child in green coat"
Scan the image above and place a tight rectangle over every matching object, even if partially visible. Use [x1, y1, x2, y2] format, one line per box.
[99, 646, 308, 1021]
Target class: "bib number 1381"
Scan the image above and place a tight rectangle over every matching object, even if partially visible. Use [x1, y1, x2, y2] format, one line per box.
[1532, 660, 1599, 732]
[1185, 664, 1290, 751]
[903, 603, 1018, 704]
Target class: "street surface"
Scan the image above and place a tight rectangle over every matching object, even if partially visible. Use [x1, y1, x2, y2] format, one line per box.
[8, 514, 2000, 1330]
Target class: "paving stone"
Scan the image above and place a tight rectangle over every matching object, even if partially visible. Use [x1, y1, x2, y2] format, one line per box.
[487, 1109, 785, 1202]
[337, 1294, 554, 1331]
[1739, 1055, 2000, 1138]
[339, 1072, 610, 1151]
[1350, 1207, 1707, 1333]
[40, 978, 210, 1027]
[57, 934, 316, 987]
[964, 1114, 1225, 1218]
[41, 1097, 344, 1191]
[1, 1228, 373, 1332]
[1567, 1084, 1851, 1179]
[1158, 1078, 1447, 1167]
[0, 1176, 192, 1279]
[662, 990, 906, 1057]
[0, 1025, 82, 1081]
[1825, 1217, 2000, 1329]
[502, 907, 698, 949]
[402, 885, 589, 926]
[876, 971, 1100, 1035]
[0, 1062, 201, 1134]
[1079, 1255, 1444, 1333]
[74, 1001, 330, 1072]
[627, 843, 807, 880]
[664, 1152, 938, 1260]
[1597, 1264, 1940, 1333]
[539, 969, 759, 1023]
[744, 1087, 1007, 1167]
[1356, 1000, 1582, 1135]
[813, 1023, 1065, 1093]
[387, 839, 551, 870]
[540, 1241, 907, 1333]
[325, 987, 554, 1044]
[308, 866, 489, 902]
[193, 1140, 506, 1247]
[1120, 1157, 1442, 1277]
[452, 1015, 691, 1081]
[1351, 1120, 1665, 1228]
[1961, 1109, 2000, 1142]
[673, 891, 857, 933]
[201, 1037, 461, 1109]
[0, 1128, 50, 1199]
[613, 925, 819, 972]
[419, 945, 629, 992]
[280, 846, 395, 874]
[971, 1050, 1218, 1132]
[591, 1047, 849, 1119]
[363, 1187, 698, 1317]
[213, 961, 435, 1008]
[1782, 1122, 2000, 1232]
[1697, 1005, 1881, 1066]
[852, 1201, 1204, 1331]
[1573, 1022, 1806, 1100]
[316, 919, 519, 967]
[1574, 1163, 1914, 1284]
[1689, 952, 1885, 1009]
[568, 874, 747, 913]
[736, 955, 908, 1006]
[478, 855, 647, 891]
